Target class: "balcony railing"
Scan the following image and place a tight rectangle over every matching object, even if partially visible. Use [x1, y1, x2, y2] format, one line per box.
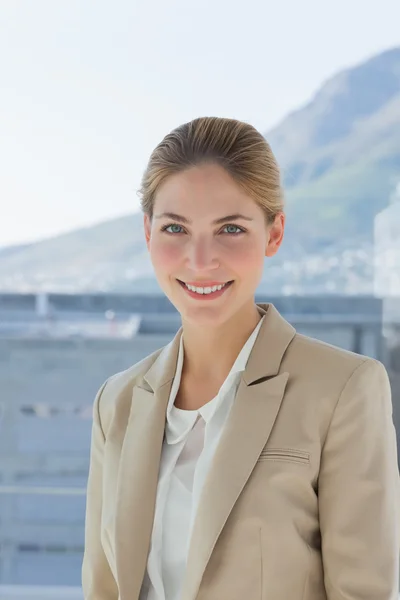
[0, 585, 82, 599]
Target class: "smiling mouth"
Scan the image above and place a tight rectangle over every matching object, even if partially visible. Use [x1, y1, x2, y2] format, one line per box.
[177, 279, 233, 295]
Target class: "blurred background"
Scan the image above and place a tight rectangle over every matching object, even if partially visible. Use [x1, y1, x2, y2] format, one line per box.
[0, 0, 399, 598]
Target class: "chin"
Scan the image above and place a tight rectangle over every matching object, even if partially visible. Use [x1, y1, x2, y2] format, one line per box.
[180, 306, 231, 328]
[176, 293, 241, 325]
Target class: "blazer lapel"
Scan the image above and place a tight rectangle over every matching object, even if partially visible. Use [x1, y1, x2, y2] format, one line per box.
[114, 329, 182, 600]
[180, 303, 296, 600]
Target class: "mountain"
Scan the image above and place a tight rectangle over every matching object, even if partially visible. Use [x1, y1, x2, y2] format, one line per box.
[1, 47, 399, 293]
[0, 214, 155, 292]
[269, 47, 400, 249]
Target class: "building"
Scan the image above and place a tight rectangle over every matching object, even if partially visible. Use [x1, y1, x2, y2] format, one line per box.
[374, 182, 400, 299]
[374, 182, 400, 368]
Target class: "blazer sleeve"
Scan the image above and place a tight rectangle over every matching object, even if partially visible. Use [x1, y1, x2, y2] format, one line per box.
[82, 380, 119, 600]
[318, 358, 400, 600]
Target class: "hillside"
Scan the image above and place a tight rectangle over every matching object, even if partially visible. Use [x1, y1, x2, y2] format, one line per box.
[1, 47, 399, 293]
[0, 214, 155, 292]
[268, 47, 400, 248]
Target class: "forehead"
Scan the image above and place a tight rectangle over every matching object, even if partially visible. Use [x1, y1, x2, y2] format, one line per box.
[153, 163, 260, 216]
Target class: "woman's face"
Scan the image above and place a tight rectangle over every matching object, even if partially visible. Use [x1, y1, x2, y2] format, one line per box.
[144, 163, 284, 327]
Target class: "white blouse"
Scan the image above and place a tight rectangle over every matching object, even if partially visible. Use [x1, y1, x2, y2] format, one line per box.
[140, 316, 264, 600]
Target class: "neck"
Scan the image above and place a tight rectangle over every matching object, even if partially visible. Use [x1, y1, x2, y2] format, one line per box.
[181, 301, 262, 383]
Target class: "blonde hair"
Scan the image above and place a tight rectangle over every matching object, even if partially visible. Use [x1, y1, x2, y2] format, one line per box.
[138, 116, 284, 224]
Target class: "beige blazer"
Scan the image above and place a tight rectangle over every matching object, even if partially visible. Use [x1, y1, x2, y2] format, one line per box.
[82, 303, 400, 600]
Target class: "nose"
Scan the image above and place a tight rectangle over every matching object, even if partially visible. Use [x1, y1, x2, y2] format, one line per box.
[185, 236, 219, 271]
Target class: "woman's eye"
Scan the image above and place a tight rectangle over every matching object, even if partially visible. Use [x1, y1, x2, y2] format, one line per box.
[164, 224, 184, 234]
[162, 223, 243, 235]
[223, 224, 243, 234]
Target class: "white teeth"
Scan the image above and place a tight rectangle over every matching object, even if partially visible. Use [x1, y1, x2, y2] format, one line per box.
[184, 282, 227, 294]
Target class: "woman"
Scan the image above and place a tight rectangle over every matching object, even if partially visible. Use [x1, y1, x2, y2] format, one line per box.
[82, 117, 399, 600]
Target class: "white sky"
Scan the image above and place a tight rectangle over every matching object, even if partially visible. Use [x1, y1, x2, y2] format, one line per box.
[1, 0, 399, 246]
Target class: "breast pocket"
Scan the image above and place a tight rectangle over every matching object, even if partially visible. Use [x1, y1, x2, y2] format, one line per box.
[257, 447, 310, 466]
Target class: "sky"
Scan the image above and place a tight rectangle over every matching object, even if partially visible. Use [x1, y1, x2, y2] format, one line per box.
[1, 0, 399, 247]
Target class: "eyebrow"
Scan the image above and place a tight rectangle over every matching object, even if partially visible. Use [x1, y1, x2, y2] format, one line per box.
[153, 212, 254, 224]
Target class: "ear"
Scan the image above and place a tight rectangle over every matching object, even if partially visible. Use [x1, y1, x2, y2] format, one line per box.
[265, 213, 285, 258]
[143, 214, 152, 250]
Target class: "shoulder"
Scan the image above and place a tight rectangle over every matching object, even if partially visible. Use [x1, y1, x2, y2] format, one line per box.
[285, 331, 390, 401]
[283, 332, 392, 441]
[288, 330, 374, 374]
[94, 345, 165, 434]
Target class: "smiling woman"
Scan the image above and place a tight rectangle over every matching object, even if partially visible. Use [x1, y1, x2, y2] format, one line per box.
[82, 117, 399, 600]
[139, 120, 285, 330]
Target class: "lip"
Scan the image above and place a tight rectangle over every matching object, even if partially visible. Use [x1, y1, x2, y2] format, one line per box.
[181, 280, 229, 287]
[177, 279, 233, 300]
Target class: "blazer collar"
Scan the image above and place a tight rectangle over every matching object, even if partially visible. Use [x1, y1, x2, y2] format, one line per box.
[243, 302, 296, 384]
[143, 302, 296, 391]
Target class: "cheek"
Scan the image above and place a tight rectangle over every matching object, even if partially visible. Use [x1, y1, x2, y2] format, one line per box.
[150, 237, 181, 272]
[223, 238, 265, 274]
